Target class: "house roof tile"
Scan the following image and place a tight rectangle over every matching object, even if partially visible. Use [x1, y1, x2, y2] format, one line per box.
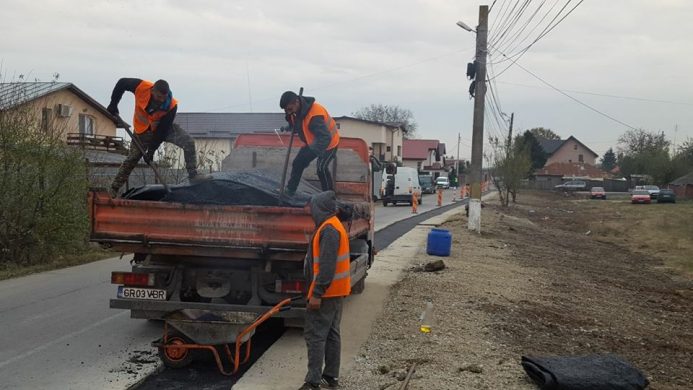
[403, 139, 440, 160]
[174, 112, 286, 138]
[0, 82, 117, 123]
[671, 171, 693, 185]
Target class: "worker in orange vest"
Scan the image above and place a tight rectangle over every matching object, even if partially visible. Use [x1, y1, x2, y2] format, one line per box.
[106, 78, 208, 197]
[280, 91, 340, 196]
[299, 191, 350, 390]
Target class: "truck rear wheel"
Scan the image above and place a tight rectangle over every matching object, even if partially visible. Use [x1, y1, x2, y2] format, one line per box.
[158, 331, 194, 369]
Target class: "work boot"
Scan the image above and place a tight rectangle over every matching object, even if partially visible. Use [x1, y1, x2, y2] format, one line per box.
[298, 383, 319, 390]
[320, 376, 339, 388]
[283, 187, 296, 197]
[108, 187, 119, 199]
[188, 172, 213, 183]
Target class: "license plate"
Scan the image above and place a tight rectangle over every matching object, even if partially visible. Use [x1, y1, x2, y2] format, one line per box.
[117, 286, 167, 300]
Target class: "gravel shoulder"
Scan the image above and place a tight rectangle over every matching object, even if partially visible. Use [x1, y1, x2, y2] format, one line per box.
[342, 192, 693, 390]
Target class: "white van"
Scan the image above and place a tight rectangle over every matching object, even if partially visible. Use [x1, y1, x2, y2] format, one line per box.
[381, 166, 422, 206]
[435, 176, 450, 189]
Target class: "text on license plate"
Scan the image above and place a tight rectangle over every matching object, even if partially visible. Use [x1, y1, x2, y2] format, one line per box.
[117, 286, 166, 300]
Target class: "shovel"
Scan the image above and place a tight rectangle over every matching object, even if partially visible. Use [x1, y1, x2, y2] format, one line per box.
[278, 87, 303, 203]
[114, 115, 171, 193]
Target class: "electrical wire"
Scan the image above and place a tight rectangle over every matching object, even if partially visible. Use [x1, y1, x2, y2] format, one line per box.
[489, 41, 638, 130]
[490, 0, 584, 79]
[496, 80, 693, 107]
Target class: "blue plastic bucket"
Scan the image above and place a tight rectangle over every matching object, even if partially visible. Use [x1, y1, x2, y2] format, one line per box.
[426, 228, 452, 257]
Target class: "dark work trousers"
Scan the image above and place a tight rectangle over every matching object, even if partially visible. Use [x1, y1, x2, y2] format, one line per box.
[304, 297, 343, 385]
[111, 124, 198, 191]
[287, 146, 337, 194]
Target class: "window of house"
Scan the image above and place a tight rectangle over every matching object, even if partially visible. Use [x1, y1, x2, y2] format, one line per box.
[386, 146, 391, 152]
[41, 108, 52, 131]
[336, 123, 340, 129]
[78, 114, 95, 135]
[578, 154, 584, 162]
[573, 144, 578, 150]
[397, 145, 402, 156]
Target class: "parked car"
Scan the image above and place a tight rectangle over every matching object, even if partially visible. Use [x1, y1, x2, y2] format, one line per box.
[555, 180, 587, 191]
[657, 188, 676, 203]
[643, 185, 660, 199]
[418, 175, 435, 194]
[435, 176, 450, 189]
[590, 186, 606, 199]
[631, 190, 651, 204]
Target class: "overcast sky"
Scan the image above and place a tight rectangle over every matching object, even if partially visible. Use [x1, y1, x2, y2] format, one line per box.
[2, 0, 692, 160]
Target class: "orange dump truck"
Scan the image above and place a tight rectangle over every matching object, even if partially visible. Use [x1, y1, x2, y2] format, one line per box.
[90, 134, 374, 325]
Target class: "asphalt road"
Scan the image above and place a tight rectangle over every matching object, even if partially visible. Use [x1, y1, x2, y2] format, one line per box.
[0, 188, 463, 390]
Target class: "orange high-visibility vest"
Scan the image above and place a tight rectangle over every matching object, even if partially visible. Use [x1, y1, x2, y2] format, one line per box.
[133, 80, 178, 134]
[307, 215, 351, 299]
[301, 102, 339, 150]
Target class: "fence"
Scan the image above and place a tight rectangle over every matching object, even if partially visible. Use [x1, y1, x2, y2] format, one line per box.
[525, 177, 630, 192]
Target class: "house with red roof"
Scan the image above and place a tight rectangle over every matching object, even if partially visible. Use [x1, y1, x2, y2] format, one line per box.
[402, 139, 447, 176]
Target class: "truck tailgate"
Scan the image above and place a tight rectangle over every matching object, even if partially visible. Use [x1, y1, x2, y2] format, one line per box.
[89, 192, 370, 257]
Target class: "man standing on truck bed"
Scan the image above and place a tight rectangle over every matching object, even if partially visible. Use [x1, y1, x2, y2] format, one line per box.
[280, 91, 340, 196]
[106, 78, 208, 197]
[300, 191, 350, 390]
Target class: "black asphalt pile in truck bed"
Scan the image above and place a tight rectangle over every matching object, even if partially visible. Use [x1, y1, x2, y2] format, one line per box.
[121, 170, 319, 207]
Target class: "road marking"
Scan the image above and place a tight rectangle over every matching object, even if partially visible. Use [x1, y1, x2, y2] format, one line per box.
[0, 311, 128, 370]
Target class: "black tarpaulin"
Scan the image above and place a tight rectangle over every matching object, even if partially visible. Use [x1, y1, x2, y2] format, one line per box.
[521, 354, 649, 390]
[121, 170, 320, 207]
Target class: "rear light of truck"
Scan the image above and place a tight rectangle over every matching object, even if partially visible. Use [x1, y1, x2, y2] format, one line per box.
[111, 272, 155, 287]
[275, 280, 306, 294]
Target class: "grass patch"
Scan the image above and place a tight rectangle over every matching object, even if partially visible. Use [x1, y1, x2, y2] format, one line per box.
[0, 248, 115, 281]
[579, 198, 693, 275]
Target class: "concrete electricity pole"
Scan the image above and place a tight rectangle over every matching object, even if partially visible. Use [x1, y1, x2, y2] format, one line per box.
[506, 112, 514, 153]
[467, 5, 489, 233]
[456, 132, 461, 185]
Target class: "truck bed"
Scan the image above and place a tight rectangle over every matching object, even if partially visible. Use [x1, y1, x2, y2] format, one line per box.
[89, 191, 370, 260]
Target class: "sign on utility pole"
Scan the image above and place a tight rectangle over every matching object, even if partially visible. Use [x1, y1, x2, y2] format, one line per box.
[468, 5, 488, 233]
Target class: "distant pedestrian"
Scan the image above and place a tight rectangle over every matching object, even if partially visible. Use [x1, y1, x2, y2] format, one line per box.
[280, 91, 339, 195]
[299, 191, 351, 390]
[106, 78, 209, 197]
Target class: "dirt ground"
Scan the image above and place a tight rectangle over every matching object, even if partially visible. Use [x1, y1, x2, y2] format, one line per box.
[342, 191, 693, 390]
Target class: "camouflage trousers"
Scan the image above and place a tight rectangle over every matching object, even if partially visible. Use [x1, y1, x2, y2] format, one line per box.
[111, 124, 197, 191]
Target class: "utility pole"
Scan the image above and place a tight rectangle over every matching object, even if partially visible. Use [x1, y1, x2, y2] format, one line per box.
[456, 132, 461, 186]
[467, 5, 488, 233]
[506, 112, 514, 154]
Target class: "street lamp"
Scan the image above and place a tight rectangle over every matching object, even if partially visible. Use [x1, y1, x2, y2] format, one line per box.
[456, 20, 474, 32]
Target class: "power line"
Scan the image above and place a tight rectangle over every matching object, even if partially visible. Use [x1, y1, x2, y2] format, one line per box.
[497, 80, 693, 107]
[490, 0, 584, 79]
[489, 42, 638, 130]
[491, 0, 533, 51]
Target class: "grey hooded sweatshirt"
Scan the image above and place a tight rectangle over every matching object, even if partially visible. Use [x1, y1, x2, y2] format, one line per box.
[304, 191, 343, 299]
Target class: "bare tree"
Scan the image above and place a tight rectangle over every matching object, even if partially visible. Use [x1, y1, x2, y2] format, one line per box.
[352, 104, 418, 139]
[485, 136, 531, 207]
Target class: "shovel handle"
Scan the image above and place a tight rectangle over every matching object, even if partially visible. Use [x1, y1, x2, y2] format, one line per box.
[278, 87, 303, 203]
[114, 115, 171, 193]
